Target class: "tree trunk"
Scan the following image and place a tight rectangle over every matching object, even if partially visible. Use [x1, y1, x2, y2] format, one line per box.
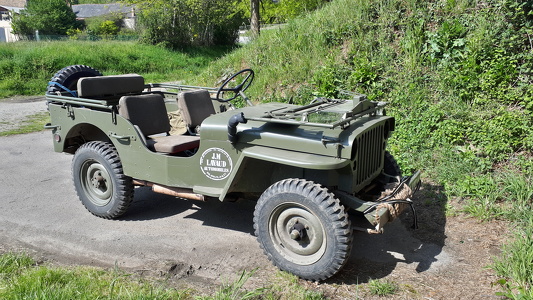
[250, 0, 260, 37]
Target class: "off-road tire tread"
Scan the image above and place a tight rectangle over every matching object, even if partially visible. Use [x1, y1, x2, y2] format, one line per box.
[47, 65, 102, 96]
[72, 141, 133, 219]
[253, 178, 353, 281]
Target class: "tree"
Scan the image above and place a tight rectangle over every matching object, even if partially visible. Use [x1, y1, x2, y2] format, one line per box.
[123, 0, 245, 48]
[237, 0, 329, 25]
[251, 0, 260, 37]
[11, 0, 80, 37]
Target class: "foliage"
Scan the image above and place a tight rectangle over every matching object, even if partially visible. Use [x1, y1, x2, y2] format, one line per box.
[0, 252, 34, 280]
[0, 41, 232, 98]
[84, 18, 122, 38]
[200, 0, 533, 184]
[73, 0, 115, 3]
[97, 20, 120, 36]
[122, 0, 246, 48]
[367, 279, 398, 296]
[196, 270, 264, 300]
[235, 0, 329, 24]
[196, 1, 533, 296]
[0, 253, 188, 299]
[0, 253, 324, 299]
[493, 217, 533, 299]
[11, 0, 81, 37]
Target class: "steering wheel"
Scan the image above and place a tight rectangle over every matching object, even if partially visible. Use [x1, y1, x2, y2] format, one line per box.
[216, 69, 254, 102]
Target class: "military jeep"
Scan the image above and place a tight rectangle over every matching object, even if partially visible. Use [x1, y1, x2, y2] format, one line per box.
[45, 65, 420, 281]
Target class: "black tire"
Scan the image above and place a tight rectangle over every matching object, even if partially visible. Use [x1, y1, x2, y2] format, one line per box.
[253, 179, 353, 281]
[72, 141, 133, 219]
[384, 151, 402, 182]
[47, 65, 102, 96]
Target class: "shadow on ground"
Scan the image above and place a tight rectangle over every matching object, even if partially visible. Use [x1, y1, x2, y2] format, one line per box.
[121, 182, 447, 284]
[330, 182, 448, 284]
[122, 186, 256, 235]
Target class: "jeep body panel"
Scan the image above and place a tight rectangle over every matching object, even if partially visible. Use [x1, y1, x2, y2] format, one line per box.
[47, 99, 390, 199]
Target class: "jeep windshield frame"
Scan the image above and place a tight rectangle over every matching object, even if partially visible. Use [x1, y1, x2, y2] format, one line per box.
[246, 97, 388, 129]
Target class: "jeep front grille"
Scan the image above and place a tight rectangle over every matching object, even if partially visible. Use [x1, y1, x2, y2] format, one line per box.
[353, 124, 385, 192]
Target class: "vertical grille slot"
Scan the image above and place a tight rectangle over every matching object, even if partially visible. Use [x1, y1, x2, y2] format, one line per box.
[353, 124, 385, 191]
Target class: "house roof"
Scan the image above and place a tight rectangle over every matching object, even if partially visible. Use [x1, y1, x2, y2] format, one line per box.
[0, 0, 25, 8]
[72, 4, 133, 19]
[0, 5, 23, 13]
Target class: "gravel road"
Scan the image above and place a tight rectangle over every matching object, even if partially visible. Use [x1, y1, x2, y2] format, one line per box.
[0, 96, 48, 132]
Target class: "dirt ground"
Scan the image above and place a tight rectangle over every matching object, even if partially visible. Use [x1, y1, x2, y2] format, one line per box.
[0, 97, 510, 299]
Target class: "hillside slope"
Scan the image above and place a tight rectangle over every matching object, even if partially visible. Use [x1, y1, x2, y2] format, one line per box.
[203, 0, 533, 197]
[201, 0, 533, 295]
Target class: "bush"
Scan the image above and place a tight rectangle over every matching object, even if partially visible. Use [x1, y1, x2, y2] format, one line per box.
[123, 0, 245, 48]
[11, 0, 80, 37]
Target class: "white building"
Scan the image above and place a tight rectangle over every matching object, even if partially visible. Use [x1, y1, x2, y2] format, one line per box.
[0, 2, 23, 42]
[0, 1, 135, 42]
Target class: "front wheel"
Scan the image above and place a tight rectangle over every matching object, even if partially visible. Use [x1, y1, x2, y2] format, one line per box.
[72, 141, 133, 219]
[253, 179, 353, 281]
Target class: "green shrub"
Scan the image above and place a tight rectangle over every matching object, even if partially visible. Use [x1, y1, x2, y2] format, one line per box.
[368, 279, 398, 296]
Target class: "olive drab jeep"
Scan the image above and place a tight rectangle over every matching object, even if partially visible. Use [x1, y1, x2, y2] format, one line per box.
[45, 65, 421, 281]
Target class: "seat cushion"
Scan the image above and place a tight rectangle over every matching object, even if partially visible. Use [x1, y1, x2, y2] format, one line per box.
[147, 135, 200, 154]
[78, 74, 145, 98]
[118, 94, 170, 136]
[177, 89, 216, 131]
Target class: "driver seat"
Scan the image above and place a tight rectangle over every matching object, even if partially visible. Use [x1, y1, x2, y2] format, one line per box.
[177, 89, 216, 135]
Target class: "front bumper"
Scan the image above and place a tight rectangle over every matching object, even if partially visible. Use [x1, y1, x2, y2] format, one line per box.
[362, 170, 421, 233]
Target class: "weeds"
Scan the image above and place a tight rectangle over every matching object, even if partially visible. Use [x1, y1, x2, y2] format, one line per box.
[0, 253, 188, 299]
[0, 252, 34, 280]
[367, 279, 398, 296]
[195, 0, 533, 297]
[0, 112, 50, 136]
[0, 253, 326, 300]
[492, 218, 533, 299]
[196, 270, 264, 300]
[3, 0, 533, 297]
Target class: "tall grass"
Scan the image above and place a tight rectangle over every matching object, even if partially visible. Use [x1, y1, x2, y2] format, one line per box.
[196, 0, 533, 296]
[492, 217, 533, 299]
[0, 253, 188, 299]
[0, 40, 233, 98]
[0, 253, 325, 300]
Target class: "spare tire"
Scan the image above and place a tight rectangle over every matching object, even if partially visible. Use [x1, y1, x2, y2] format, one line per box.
[47, 65, 102, 96]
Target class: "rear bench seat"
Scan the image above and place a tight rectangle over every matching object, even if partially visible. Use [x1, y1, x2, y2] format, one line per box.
[77, 74, 200, 154]
[77, 74, 145, 98]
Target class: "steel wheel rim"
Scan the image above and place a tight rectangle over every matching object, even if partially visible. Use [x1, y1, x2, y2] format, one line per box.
[269, 202, 326, 265]
[80, 160, 113, 206]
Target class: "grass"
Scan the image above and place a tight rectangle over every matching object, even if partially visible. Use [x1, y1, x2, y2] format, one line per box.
[0, 40, 233, 98]
[195, 0, 533, 297]
[0, 253, 189, 299]
[0, 112, 50, 136]
[367, 279, 398, 296]
[0, 252, 326, 300]
[2, 0, 533, 297]
[196, 0, 533, 295]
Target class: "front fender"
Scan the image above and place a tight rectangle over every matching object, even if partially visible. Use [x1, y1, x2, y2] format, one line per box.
[218, 145, 350, 200]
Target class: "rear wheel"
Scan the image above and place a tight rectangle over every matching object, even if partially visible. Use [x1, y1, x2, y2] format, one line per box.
[47, 65, 102, 96]
[72, 141, 133, 219]
[253, 179, 352, 281]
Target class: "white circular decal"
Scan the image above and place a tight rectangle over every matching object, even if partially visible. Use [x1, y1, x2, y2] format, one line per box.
[200, 148, 233, 180]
